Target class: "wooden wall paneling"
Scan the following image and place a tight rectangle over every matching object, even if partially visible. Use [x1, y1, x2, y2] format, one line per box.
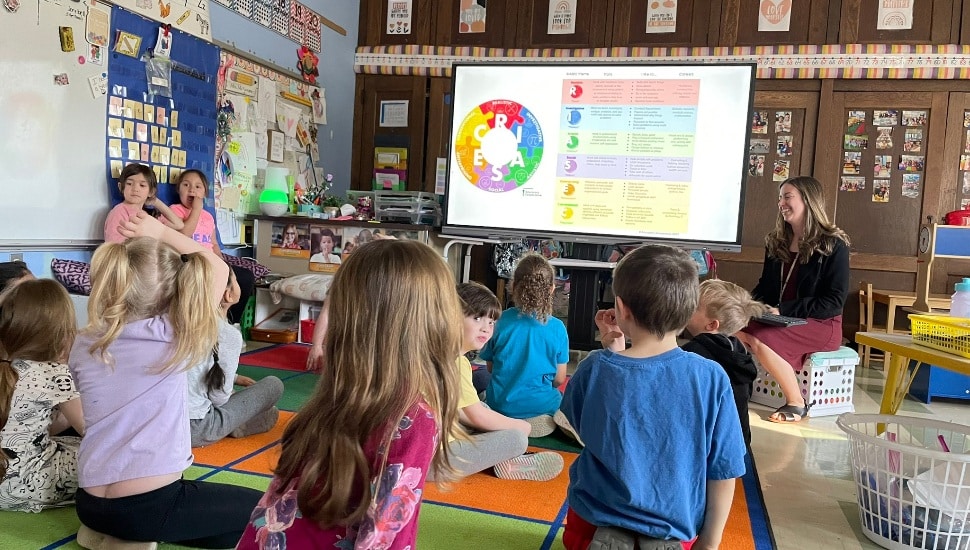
[358, 0, 434, 46]
[434, 0, 517, 47]
[840, 0, 955, 44]
[741, 90, 819, 249]
[514, 0, 612, 49]
[831, 92, 938, 263]
[963, 1, 970, 44]
[350, 75, 428, 192]
[424, 78, 452, 194]
[611, 0, 710, 47]
[815, 80, 840, 217]
[720, 0, 830, 46]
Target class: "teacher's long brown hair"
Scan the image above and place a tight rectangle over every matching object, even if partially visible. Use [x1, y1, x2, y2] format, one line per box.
[765, 175, 850, 264]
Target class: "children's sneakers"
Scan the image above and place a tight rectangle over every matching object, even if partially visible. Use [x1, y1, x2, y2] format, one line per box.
[76, 524, 158, 550]
[494, 451, 564, 481]
[524, 414, 556, 437]
[554, 410, 584, 447]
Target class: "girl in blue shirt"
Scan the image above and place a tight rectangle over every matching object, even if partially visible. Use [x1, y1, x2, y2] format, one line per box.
[480, 254, 569, 437]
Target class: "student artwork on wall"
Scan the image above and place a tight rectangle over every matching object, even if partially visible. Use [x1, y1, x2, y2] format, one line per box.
[747, 109, 799, 186]
[838, 107, 926, 201]
[212, 0, 323, 51]
[215, 51, 321, 231]
[105, 7, 219, 213]
[111, 0, 212, 40]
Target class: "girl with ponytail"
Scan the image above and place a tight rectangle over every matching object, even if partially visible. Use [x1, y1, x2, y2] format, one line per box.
[0, 279, 83, 512]
[69, 211, 262, 549]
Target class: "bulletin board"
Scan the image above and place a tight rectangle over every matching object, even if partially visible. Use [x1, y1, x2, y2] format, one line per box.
[104, 7, 220, 210]
[0, 0, 112, 246]
[214, 50, 325, 244]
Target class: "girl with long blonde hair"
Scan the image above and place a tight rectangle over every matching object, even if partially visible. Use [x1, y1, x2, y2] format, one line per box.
[238, 239, 464, 549]
[70, 211, 262, 548]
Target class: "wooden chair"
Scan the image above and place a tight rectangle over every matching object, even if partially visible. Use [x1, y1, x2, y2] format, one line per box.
[858, 282, 885, 368]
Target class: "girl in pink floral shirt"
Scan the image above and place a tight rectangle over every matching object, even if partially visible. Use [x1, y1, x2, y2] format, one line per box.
[237, 239, 466, 550]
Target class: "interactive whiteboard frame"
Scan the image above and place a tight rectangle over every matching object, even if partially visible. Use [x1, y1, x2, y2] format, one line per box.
[442, 62, 756, 251]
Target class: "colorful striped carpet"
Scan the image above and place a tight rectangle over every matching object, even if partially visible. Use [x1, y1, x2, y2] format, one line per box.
[2, 360, 775, 550]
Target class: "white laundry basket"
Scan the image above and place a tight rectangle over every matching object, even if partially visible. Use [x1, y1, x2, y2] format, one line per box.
[837, 413, 970, 549]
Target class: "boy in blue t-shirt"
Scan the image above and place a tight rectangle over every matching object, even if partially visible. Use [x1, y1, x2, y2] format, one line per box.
[561, 245, 747, 550]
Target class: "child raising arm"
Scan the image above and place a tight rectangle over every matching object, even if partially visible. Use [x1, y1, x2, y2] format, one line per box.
[104, 163, 184, 243]
[70, 211, 262, 548]
[239, 239, 465, 549]
[168, 169, 255, 323]
[0, 279, 84, 512]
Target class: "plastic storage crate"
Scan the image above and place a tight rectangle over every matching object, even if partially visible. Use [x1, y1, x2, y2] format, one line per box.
[373, 191, 441, 225]
[750, 346, 858, 417]
[910, 315, 970, 360]
[838, 413, 970, 550]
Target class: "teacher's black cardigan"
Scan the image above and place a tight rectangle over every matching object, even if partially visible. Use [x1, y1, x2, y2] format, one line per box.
[751, 238, 850, 320]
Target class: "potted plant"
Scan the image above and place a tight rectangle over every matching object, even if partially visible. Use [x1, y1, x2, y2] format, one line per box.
[322, 194, 342, 218]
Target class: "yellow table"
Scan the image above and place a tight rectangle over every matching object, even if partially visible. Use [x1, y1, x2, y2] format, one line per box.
[855, 331, 970, 416]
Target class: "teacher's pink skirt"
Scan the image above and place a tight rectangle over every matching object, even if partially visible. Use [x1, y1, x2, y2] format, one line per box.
[742, 315, 843, 370]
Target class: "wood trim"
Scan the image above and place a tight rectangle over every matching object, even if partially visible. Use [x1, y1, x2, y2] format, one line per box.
[839, 0, 860, 44]
[423, 78, 451, 194]
[708, 0, 722, 45]
[351, 77, 365, 189]
[963, 0, 970, 44]
[716, 249, 919, 272]
[815, 80, 839, 218]
[825, 0, 843, 43]
[808, 0, 832, 44]
[719, 0, 739, 46]
[930, 0, 955, 44]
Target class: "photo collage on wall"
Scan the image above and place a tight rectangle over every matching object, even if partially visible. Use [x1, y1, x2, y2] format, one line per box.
[269, 222, 423, 273]
[748, 110, 796, 184]
[959, 111, 970, 209]
[841, 108, 926, 203]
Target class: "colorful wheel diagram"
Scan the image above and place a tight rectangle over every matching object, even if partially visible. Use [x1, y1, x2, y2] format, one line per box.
[454, 99, 543, 192]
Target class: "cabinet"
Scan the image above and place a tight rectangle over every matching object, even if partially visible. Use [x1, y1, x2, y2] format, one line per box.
[909, 362, 970, 403]
[840, 0, 959, 45]
[513, 0, 611, 49]
[357, 0, 434, 46]
[612, 0, 711, 47]
[351, 75, 428, 192]
[433, 0, 516, 47]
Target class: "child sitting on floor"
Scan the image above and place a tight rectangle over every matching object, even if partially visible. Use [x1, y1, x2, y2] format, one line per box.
[0, 279, 85, 512]
[71, 211, 262, 548]
[167, 169, 254, 324]
[480, 254, 569, 437]
[187, 267, 283, 448]
[683, 279, 767, 447]
[238, 240, 465, 548]
[0, 260, 33, 293]
[103, 163, 184, 243]
[564, 245, 746, 550]
[430, 282, 563, 482]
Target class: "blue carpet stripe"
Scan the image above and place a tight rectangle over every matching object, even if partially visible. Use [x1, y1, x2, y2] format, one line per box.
[539, 500, 569, 550]
[742, 450, 777, 550]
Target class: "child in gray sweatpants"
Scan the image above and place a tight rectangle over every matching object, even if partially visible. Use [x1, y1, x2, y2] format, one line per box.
[429, 282, 563, 482]
[187, 268, 283, 447]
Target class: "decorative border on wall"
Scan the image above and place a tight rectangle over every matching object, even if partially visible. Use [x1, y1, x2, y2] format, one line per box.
[355, 44, 970, 79]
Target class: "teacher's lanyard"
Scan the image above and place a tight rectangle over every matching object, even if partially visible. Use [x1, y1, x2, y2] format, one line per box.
[779, 252, 799, 304]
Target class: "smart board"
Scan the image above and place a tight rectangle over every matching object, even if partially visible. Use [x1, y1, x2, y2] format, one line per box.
[443, 62, 756, 250]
